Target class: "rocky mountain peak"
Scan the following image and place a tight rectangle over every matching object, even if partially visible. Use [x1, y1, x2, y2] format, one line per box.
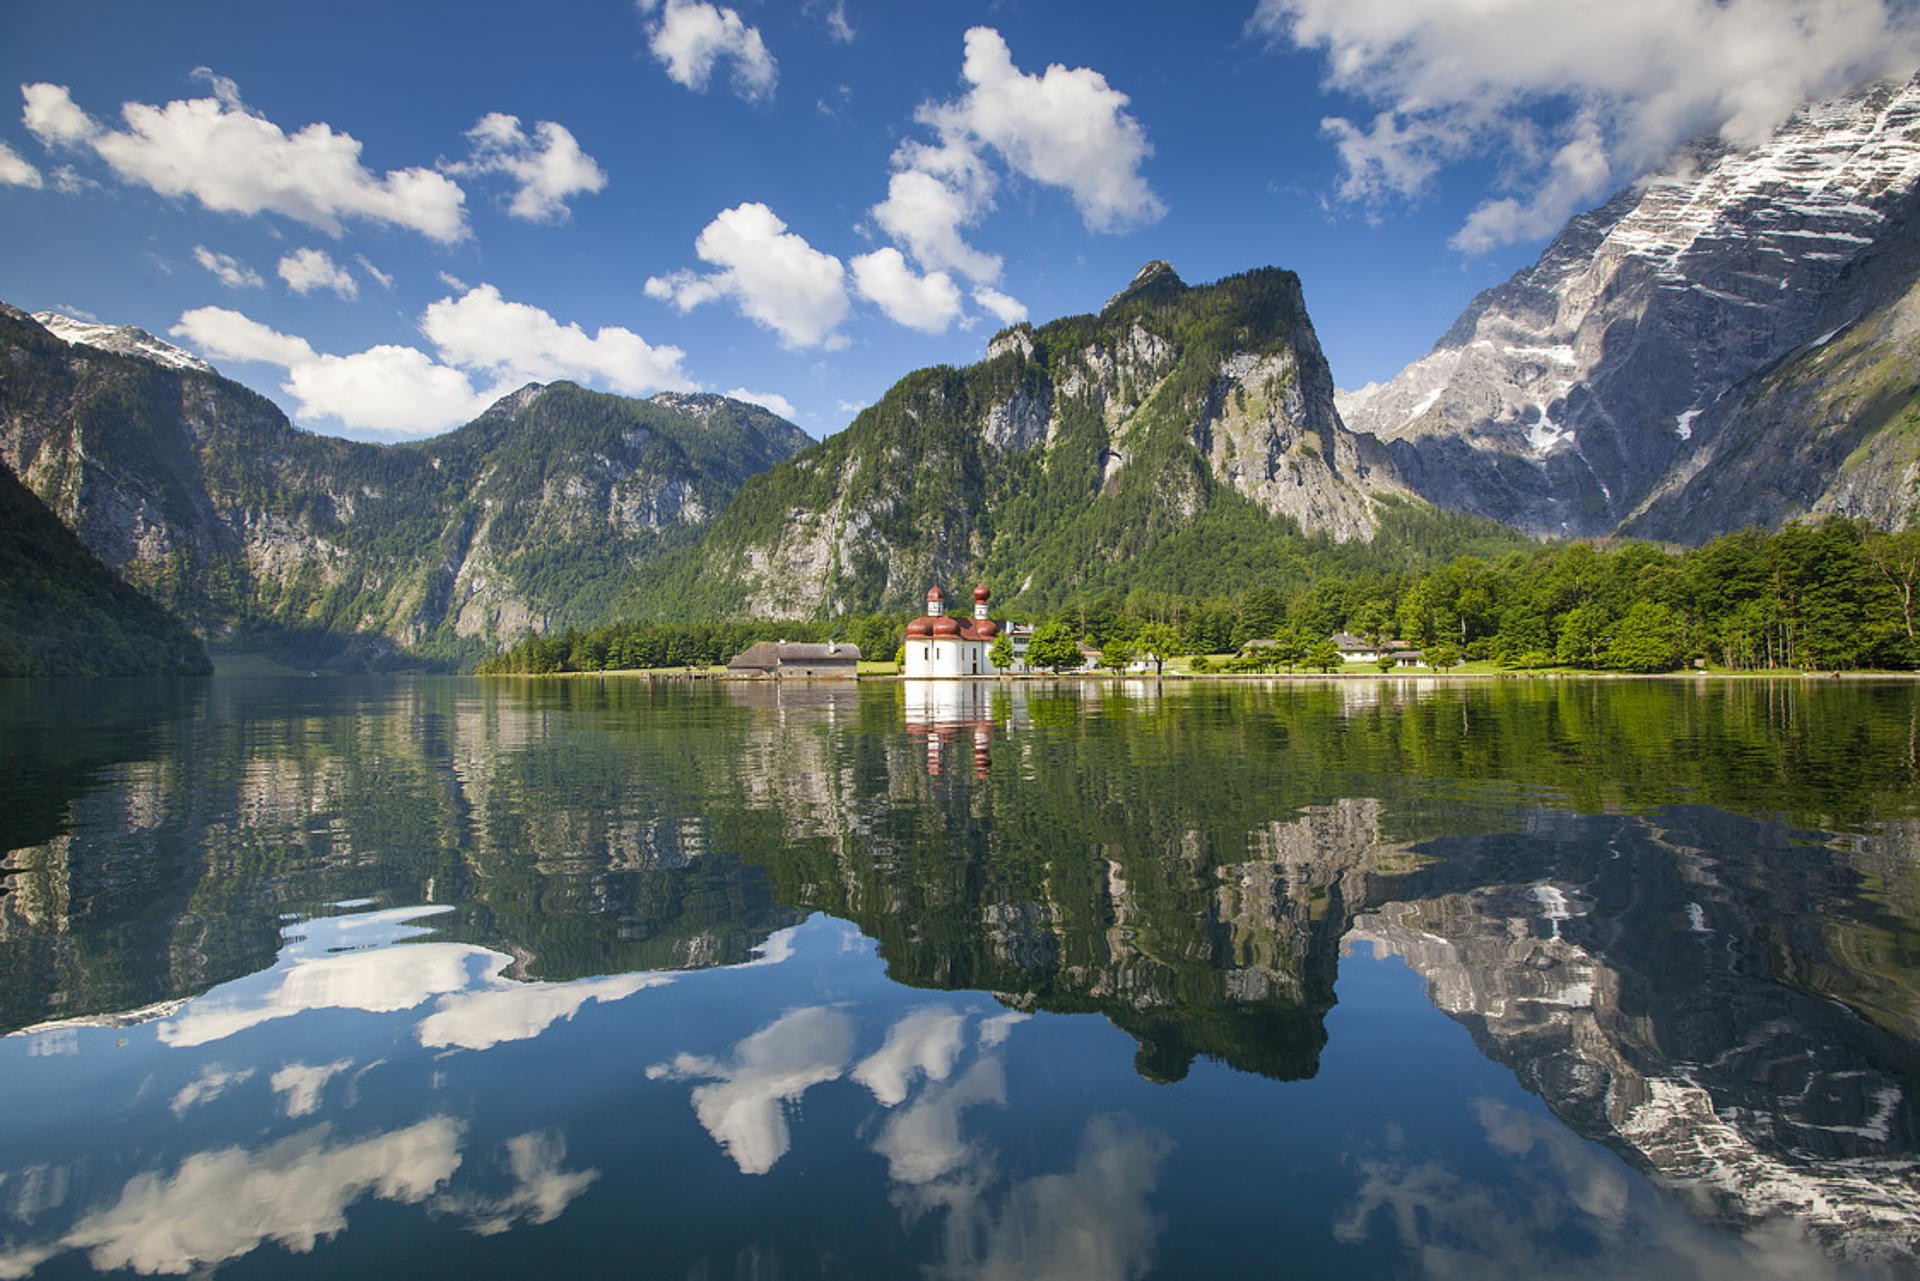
[480, 382, 550, 418]
[1102, 259, 1187, 313]
[30, 310, 215, 376]
[1340, 73, 1920, 540]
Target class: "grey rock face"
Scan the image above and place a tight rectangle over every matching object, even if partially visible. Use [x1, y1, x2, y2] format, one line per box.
[1342, 76, 1920, 538]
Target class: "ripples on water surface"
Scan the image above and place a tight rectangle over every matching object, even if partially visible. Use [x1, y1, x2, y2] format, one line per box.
[1, 676, 1917, 1278]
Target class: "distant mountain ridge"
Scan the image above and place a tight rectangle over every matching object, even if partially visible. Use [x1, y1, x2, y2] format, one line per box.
[1340, 74, 1920, 540]
[0, 305, 810, 666]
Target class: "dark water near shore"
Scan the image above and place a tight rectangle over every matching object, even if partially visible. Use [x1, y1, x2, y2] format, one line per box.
[1, 675, 1918, 1278]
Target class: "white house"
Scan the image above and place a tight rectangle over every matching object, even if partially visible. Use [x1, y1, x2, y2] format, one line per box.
[905, 585, 1015, 677]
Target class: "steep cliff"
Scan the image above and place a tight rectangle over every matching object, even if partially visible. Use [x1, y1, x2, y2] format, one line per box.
[0, 457, 209, 677]
[1342, 75, 1920, 540]
[0, 306, 810, 666]
[640, 262, 1421, 619]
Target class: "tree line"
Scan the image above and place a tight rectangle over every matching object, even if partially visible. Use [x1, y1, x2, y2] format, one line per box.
[481, 519, 1920, 675]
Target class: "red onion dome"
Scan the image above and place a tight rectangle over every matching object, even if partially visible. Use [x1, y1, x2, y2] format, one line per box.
[926, 586, 946, 602]
[933, 615, 961, 636]
[906, 616, 934, 638]
[973, 583, 990, 602]
[971, 618, 999, 639]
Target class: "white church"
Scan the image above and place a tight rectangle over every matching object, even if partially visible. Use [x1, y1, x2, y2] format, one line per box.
[904, 585, 1016, 678]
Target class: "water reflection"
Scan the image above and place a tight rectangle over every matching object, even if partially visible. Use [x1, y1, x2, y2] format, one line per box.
[0, 676, 1916, 1276]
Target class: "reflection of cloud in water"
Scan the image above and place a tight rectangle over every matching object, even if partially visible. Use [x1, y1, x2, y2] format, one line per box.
[428, 1130, 599, 1237]
[269, 1059, 352, 1119]
[417, 969, 671, 1051]
[873, 1058, 1006, 1185]
[169, 1064, 255, 1116]
[647, 1007, 856, 1175]
[147, 908, 804, 1055]
[1333, 1099, 1869, 1281]
[854, 1005, 970, 1106]
[926, 1116, 1170, 1281]
[0, 1119, 463, 1277]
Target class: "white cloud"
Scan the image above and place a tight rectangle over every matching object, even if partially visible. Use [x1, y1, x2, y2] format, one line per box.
[1252, 0, 1920, 252]
[0, 140, 42, 188]
[268, 1060, 352, 1119]
[851, 248, 964, 333]
[452, 113, 606, 222]
[24, 78, 467, 241]
[972, 286, 1027, 326]
[354, 255, 393, 289]
[192, 246, 263, 289]
[638, 0, 778, 102]
[836, 398, 868, 414]
[422, 283, 693, 395]
[807, 0, 855, 42]
[722, 387, 799, 420]
[172, 307, 485, 437]
[646, 202, 850, 349]
[175, 284, 696, 437]
[646, 1006, 855, 1175]
[923, 28, 1165, 234]
[21, 82, 96, 147]
[860, 27, 1161, 314]
[870, 167, 1001, 284]
[437, 270, 469, 292]
[277, 247, 357, 299]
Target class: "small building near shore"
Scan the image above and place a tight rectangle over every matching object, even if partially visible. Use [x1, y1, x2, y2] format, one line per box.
[906, 585, 1017, 677]
[727, 641, 861, 678]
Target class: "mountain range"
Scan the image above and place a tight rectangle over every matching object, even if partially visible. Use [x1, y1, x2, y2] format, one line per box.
[4, 73, 1920, 662]
[1341, 74, 1920, 540]
[0, 304, 807, 667]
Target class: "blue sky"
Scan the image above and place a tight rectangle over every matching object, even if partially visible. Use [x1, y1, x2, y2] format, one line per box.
[3, 0, 1912, 440]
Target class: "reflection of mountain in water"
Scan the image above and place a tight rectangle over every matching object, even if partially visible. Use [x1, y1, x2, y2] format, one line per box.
[5, 676, 1920, 1264]
[1352, 809, 1920, 1266]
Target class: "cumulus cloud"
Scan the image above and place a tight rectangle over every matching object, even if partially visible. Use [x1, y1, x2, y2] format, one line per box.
[451, 112, 606, 222]
[432, 1131, 599, 1237]
[810, 0, 855, 43]
[170, 1064, 255, 1116]
[646, 202, 850, 349]
[722, 387, 799, 419]
[21, 82, 97, 147]
[21, 77, 466, 241]
[1251, 0, 1920, 252]
[638, 0, 778, 102]
[422, 283, 693, 395]
[850, 248, 964, 333]
[972, 286, 1027, 326]
[277, 247, 357, 298]
[0, 140, 42, 188]
[860, 27, 1158, 327]
[173, 284, 697, 437]
[193, 245, 263, 289]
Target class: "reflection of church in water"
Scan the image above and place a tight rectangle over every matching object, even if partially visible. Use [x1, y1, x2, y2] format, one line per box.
[904, 680, 998, 778]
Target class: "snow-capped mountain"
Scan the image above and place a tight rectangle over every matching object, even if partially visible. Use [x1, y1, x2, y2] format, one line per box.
[29, 309, 216, 375]
[1340, 75, 1920, 539]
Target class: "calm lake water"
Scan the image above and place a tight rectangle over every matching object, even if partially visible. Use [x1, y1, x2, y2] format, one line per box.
[1, 675, 1918, 1279]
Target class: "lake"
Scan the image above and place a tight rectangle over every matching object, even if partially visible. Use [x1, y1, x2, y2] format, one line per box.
[1, 675, 1916, 1279]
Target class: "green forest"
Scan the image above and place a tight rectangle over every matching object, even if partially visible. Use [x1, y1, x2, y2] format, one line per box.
[481, 516, 1920, 675]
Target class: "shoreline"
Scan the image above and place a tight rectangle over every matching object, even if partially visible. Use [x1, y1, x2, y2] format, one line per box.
[475, 667, 1920, 682]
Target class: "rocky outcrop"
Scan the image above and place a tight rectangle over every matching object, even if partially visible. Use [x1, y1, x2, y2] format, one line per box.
[1342, 75, 1920, 540]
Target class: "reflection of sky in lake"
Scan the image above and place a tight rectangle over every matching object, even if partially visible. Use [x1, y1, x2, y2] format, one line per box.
[0, 908, 1888, 1279]
[2, 676, 1918, 1278]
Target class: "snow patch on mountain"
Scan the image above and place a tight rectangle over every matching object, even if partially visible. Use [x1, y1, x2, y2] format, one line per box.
[32, 312, 216, 375]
